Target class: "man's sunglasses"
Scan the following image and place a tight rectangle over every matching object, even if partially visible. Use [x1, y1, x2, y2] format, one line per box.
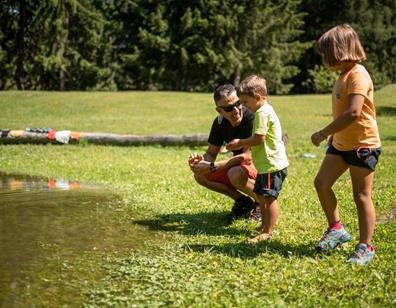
[218, 101, 241, 112]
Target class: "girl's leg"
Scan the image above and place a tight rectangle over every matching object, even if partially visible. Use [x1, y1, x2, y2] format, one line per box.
[314, 154, 348, 224]
[349, 166, 375, 244]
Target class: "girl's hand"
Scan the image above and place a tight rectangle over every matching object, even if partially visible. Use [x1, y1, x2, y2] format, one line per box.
[311, 131, 327, 147]
[226, 139, 241, 151]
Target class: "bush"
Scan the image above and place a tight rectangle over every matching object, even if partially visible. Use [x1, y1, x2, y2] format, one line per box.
[303, 65, 338, 93]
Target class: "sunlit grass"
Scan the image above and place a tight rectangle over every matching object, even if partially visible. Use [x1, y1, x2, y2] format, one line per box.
[0, 85, 395, 306]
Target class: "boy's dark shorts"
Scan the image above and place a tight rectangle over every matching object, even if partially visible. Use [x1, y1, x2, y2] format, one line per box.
[253, 167, 287, 199]
[326, 145, 381, 171]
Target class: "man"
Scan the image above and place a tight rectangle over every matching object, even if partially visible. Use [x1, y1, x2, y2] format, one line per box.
[188, 84, 259, 219]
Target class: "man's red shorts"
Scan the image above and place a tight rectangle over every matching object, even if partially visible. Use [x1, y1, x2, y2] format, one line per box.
[204, 163, 258, 188]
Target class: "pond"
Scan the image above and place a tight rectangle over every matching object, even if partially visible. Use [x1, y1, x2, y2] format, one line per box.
[0, 172, 153, 306]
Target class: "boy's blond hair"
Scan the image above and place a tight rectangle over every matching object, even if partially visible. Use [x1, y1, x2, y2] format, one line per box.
[315, 24, 366, 67]
[237, 75, 267, 97]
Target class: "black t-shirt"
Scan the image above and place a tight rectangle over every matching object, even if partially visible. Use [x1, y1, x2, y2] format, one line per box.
[208, 107, 254, 156]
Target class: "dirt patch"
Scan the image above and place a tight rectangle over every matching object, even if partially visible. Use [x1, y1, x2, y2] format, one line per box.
[376, 208, 396, 224]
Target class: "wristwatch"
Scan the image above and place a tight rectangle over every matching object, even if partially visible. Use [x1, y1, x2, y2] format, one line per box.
[210, 162, 217, 173]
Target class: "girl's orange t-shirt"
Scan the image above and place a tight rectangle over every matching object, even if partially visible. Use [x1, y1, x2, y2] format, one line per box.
[332, 64, 381, 151]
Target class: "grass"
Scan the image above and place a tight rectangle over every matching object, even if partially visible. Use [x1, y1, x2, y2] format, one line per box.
[0, 85, 395, 307]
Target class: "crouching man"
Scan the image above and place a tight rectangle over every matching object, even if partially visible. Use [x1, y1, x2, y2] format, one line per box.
[188, 84, 259, 220]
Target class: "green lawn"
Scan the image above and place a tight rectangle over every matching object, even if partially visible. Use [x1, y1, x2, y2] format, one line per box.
[0, 86, 395, 307]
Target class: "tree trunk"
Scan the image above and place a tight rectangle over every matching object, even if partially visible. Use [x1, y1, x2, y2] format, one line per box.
[15, 0, 26, 90]
[232, 66, 241, 86]
[59, 4, 69, 91]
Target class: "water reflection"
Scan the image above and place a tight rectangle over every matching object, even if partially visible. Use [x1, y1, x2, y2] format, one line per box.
[0, 172, 149, 306]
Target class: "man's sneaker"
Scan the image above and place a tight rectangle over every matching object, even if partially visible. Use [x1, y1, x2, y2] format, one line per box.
[347, 243, 375, 266]
[230, 196, 255, 219]
[316, 226, 351, 253]
[248, 203, 262, 222]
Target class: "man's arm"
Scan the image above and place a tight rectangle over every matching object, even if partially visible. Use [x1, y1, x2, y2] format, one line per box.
[190, 143, 250, 175]
[189, 144, 220, 175]
[203, 143, 219, 162]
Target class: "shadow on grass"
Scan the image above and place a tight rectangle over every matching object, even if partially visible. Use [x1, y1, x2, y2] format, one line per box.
[382, 135, 396, 141]
[377, 106, 396, 116]
[134, 211, 317, 259]
[134, 211, 249, 237]
[185, 240, 317, 259]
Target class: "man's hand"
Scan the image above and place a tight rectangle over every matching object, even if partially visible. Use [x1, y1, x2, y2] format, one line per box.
[190, 160, 211, 175]
[226, 139, 242, 151]
[188, 153, 203, 167]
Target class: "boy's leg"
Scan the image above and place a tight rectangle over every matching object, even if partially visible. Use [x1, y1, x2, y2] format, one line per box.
[249, 167, 286, 244]
[349, 165, 375, 244]
[248, 195, 277, 244]
[314, 154, 348, 224]
[258, 195, 278, 234]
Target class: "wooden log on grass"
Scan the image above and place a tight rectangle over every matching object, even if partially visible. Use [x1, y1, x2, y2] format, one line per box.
[79, 132, 208, 146]
[0, 131, 208, 146]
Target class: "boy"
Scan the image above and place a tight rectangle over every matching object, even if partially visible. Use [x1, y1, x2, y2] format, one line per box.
[226, 75, 288, 243]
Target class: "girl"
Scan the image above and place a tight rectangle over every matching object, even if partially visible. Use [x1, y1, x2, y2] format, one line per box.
[311, 24, 381, 265]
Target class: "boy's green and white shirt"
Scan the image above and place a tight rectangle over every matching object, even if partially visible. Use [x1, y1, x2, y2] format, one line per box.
[252, 102, 289, 174]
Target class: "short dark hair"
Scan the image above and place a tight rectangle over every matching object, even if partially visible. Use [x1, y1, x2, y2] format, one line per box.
[315, 24, 366, 67]
[213, 84, 236, 105]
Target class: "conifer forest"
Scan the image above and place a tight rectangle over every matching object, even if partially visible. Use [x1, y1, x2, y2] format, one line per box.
[1, 0, 395, 93]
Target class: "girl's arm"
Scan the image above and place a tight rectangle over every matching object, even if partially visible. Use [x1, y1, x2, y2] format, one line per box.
[311, 94, 364, 146]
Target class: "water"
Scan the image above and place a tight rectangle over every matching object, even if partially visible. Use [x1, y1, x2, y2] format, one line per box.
[0, 172, 152, 306]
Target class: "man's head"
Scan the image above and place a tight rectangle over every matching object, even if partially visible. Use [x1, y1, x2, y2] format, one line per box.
[237, 75, 267, 113]
[214, 84, 243, 127]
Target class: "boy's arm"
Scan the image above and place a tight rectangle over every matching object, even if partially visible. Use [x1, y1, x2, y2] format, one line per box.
[311, 94, 364, 146]
[215, 151, 248, 171]
[205, 143, 253, 171]
[226, 134, 265, 151]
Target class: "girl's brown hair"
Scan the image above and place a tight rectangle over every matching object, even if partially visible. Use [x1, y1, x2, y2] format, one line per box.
[315, 24, 366, 67]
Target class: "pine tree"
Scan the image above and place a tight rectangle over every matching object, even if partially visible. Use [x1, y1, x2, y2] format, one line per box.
[0, 1, 18, 89]
[296, 0, 396, 93]
[32, 0, 106, 90]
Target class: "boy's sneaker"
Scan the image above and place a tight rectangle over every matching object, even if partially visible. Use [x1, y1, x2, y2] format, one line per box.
[316, 226, 351, 253]
[248, 203, 262, 222]
[347, 243, 375, 266]
[230, 196, 255, 219]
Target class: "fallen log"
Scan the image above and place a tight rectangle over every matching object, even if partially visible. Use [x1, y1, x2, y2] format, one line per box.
[79, 132, 208, 146]
[0, 131, 209, 146]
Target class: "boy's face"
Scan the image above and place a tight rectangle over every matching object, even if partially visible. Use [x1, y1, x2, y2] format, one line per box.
[239, 93, 264, 113]
[216, 92, 243, 127]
